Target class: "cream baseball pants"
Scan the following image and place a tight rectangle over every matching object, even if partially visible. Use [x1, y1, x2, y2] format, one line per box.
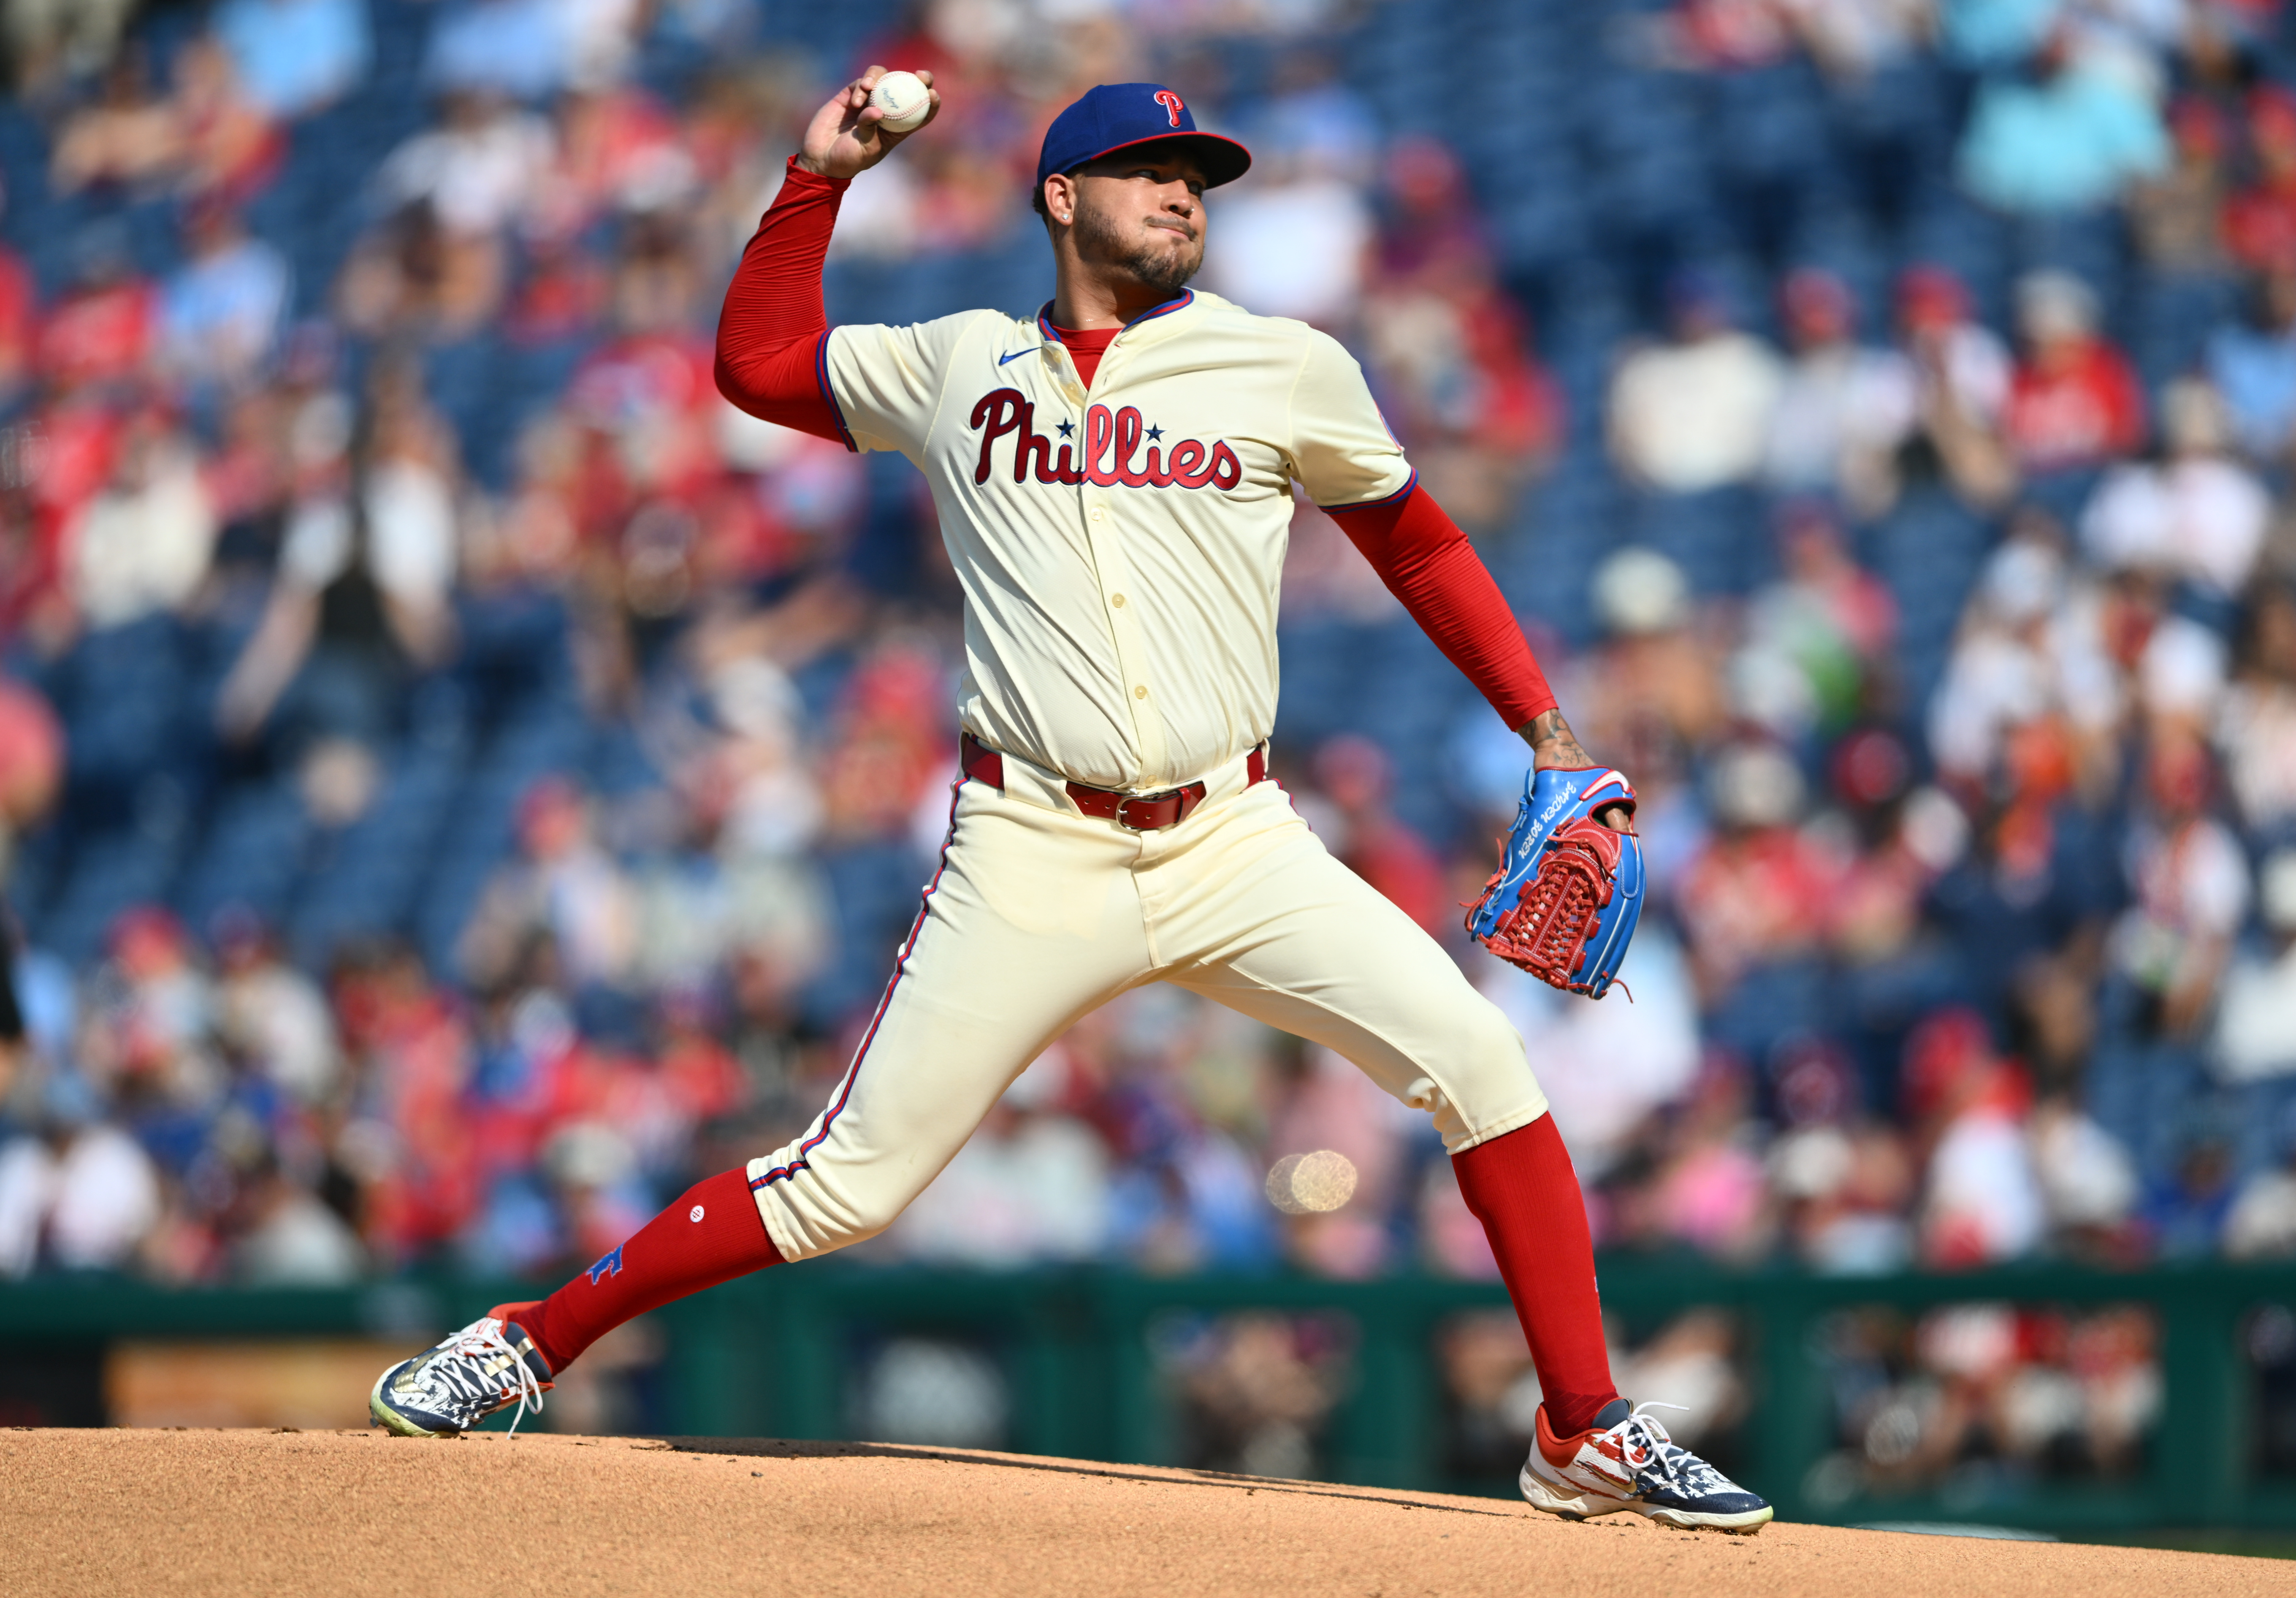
[746, 743, 1550, 1261]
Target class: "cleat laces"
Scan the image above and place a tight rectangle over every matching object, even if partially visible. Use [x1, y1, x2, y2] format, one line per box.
[1609, 1402, 1730, 1498]
[409, 1319, 547, 1435]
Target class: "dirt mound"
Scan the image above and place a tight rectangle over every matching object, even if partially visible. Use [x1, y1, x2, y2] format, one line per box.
[0, 1430, 2282, 1597]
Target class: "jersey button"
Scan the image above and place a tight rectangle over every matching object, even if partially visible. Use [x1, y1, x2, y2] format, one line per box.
[1089, 507, 1105, 523]
[1111, 594, 1126, 608]
[1133, 685, 1149, 700]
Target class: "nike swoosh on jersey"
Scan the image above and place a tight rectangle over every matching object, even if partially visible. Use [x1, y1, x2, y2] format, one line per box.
[998, 348, 1036, 365]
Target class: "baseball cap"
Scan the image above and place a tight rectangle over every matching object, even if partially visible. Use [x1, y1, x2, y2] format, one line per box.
[1034, 82, 1252, 193]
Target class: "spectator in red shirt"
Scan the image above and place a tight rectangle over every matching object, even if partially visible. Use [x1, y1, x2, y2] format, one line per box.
[2224, 87, 2296, 271]
[1308, 735, 1450, 936]
[38, 242, 155, 395]
[172, 35, 284, 208]
[1358, 137, 1562, 526]
[49, 37, 280, 207]
[530, 86, 697, 241]
[331, 941, 483, 1266]
[1676, 741, 1842, 1006]
[1903, 1008, 2045, 1268]
[562, 225, 718, 510]
[815, 643, 949, 844]
[2004, 270, 2147, 475]
[0, 222, 35, 407]
[13, 236, 149, 648]
[1368, 136, 1491, 290]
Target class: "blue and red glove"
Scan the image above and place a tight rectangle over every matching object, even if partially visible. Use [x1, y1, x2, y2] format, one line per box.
[1465, 766, 1644, 999]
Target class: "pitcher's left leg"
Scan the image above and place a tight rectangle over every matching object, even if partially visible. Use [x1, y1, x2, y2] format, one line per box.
[1149, 804, 1597, 1435]
[1151, 790, 1601, 1395]
[1165, 865, 1618, 1431]
[1150, 784, 1769, 1530]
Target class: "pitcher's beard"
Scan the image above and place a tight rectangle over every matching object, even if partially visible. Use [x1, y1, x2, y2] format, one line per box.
[1074, 209, 1201, 298]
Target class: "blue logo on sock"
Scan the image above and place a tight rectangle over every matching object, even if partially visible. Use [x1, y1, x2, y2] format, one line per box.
[584, 1244, 625, 1285]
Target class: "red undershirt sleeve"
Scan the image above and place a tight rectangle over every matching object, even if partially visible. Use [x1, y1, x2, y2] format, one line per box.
[713, 157, 850, 444]
[1326, 481, 1558, 730]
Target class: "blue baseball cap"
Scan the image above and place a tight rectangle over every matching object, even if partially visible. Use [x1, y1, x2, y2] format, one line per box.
[1034, 82, 1252, 193]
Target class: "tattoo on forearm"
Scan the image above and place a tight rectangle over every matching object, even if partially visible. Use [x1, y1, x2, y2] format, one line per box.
[1518, 710, 1593, 766]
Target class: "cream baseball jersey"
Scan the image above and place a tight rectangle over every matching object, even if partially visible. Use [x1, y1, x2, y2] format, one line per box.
[819, 288, 1413, 792]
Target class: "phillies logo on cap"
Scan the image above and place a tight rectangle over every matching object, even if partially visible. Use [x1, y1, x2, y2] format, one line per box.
[1033, 82, 1252, 190]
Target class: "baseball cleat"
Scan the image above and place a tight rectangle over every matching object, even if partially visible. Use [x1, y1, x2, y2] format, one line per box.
[369, 1312, 554, 1437]
[1520, 1398, 1773, 1533]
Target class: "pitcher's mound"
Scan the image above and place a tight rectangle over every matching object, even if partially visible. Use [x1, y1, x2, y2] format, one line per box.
[0, 1429, 2282, 1597]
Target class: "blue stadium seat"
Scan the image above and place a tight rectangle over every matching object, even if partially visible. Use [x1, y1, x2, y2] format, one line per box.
[1870, 485, 1995, 718]
[1631, 485, 1765, 597]
[175, 778, 311, 935]
[283, 737, 464, 965]
[44, 831, 184, 966]
[2132, 271, 2242, 390]
[52, 619, 195, 807]
[805, 837, 938, 1027]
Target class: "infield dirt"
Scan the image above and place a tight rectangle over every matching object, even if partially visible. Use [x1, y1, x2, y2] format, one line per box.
[2, 1427, 2287, 1596]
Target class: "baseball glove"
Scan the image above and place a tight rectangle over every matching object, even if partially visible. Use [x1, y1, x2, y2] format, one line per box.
[1465, 766, 1644, 999]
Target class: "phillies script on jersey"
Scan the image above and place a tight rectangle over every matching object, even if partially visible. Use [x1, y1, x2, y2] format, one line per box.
[970, 388, 1244, 490]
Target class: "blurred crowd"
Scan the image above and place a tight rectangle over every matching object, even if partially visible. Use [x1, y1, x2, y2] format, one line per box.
[0, 0, 2291, 1323]
[1804, 1300, 2165, 1500]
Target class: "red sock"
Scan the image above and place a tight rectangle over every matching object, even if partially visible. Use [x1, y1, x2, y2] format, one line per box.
[1451, 1114, 1618, 1436]
[513, 1168, 781, 1374]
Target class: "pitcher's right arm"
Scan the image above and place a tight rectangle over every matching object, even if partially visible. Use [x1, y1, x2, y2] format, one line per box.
[713, 67, 940, 442]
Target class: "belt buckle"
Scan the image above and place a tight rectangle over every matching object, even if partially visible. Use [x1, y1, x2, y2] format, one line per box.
[1117, 783, 1205, 831]
[1116, 790, 1175, 831]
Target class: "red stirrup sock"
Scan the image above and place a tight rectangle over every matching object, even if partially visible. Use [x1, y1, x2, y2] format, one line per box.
[510, 1168, 781, 1374]
[1450, 1114, 1619, 1436]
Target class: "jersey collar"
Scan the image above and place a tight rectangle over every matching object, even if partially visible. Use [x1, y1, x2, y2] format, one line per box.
[1033, 288, 1196, 346]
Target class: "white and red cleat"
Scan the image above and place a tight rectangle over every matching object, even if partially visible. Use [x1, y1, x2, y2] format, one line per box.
[1520, 1398, 1774, 1533]
[369, 1312, 555, 1438]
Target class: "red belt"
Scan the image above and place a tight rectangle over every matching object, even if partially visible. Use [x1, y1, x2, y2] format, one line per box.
[961, 732, 1267, 831]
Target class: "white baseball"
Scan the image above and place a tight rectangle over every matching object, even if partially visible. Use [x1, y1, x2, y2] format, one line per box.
[869, 71, 932, 134]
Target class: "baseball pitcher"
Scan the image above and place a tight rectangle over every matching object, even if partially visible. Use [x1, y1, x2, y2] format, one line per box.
[368, 70, 1769, 1533]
